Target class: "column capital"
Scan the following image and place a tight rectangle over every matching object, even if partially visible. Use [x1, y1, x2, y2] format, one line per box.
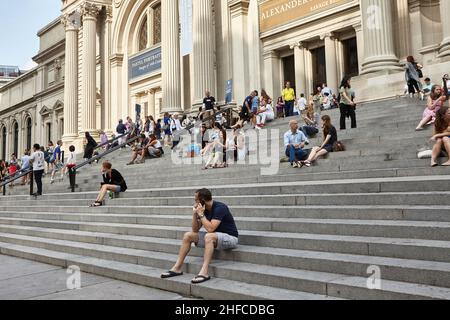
[320, 32, 336, 41]
[105, 6, 113, 23]
[61, 12, 80, 31]
[263, 50, 278, 60]
[81, 2, 101, 20]
[352, 23, 362, 32]
[289, 41, 306, 50]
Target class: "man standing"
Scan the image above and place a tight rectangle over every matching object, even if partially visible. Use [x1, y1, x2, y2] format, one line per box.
[29, 144, 45, 197]
[116, 120, 127, 146]
[161, 189, 239, 284]
[203, 91, 216, 119]
[282, 81, 295, 117]
[284, 119, 310, 168]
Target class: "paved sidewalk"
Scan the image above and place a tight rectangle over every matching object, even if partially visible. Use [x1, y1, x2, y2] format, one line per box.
[0, 254, 191, 300]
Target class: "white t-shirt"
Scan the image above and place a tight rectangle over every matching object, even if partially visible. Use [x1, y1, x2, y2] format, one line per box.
[30, 151, 45, 171]
[153, 140, 162, 149]
[67, 152, 77, 165]
[297, 97, 307, 111]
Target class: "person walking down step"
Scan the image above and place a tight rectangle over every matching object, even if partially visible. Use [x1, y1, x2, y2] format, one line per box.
[161, 189, 239, 284]
[430, 106, 450, 167]
[90, 161, 127, 207]
[29, 144, 45, 197]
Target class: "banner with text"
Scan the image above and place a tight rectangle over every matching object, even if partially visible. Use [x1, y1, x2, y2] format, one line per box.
[128, 46, 162, 81]
[259, 0, 353, 33]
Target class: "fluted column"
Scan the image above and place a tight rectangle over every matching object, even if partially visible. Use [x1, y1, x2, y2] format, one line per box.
[291, 41, 307, 96]
[103, 6, 113, 134]
[395, 0, 411, 61]
[193, 0, 216, 105]
[353, 23, 364, 74]
[81, 2, 100, 133]
[61, 14, 79, 142]
[148, 89, 156, 118]
[360, 0, 402, 74]
[438, 0, 450, 58]
[161, 0, 182, 113]
[322, 33, 339, 94]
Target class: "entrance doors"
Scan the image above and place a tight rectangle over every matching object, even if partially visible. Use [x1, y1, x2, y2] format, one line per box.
[282, 55, 296, 95]
[311, 46, 326, 90]
[343, 37, 359, 77]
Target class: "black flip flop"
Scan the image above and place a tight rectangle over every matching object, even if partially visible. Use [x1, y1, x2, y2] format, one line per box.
[161, 270, 184, 279]
[191, 275, 211, 284]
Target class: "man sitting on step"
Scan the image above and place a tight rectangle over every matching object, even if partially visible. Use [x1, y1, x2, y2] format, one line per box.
[284, 119, 310, 168]
[161, 188, 239, 284]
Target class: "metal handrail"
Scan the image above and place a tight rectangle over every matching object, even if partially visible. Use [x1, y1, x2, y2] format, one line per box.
[94, 131, 130, 151]
[1, 168, 33, 196]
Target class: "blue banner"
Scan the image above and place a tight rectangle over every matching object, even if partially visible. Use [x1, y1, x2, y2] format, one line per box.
[129, 46, 162, 81]
[180, 0, 193, 56]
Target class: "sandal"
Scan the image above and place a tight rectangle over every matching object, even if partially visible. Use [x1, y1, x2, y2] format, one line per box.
[191, 275, 211, 284]
[302, 161, 311, 167]
[89, 201, 103, 207]
[161, 270, 184, 279]
[431, 162, 439, 167]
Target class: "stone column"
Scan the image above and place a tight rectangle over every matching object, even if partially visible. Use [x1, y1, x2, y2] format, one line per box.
[395, 0, 411, 61]
[263, 51, 281, 102]
[291, 41, 307, 96]
[148, 89, 156, 118]
[102, 7, 113, 134]
[360, 0, 402, 74]
[161, 0, 182, 113]
[322, 33, 339, 94]
[353, 23, 364, 74]
[81, 2, 101, 133]
[193, 0, 216, 105]
[438, 0, 450, 58]
[61, 14, 79, 142]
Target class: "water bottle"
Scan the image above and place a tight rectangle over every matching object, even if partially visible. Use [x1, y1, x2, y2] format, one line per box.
[108, 191, 113, 200]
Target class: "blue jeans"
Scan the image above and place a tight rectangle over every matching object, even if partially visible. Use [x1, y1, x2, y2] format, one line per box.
[285, 145, 307, 164]
[284, 101, 294, 117]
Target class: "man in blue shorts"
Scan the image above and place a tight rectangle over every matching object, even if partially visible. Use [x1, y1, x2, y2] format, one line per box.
[161, 188, 239, 284]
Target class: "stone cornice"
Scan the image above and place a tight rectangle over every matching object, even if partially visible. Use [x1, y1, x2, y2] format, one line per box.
[32, 40, 66, 63]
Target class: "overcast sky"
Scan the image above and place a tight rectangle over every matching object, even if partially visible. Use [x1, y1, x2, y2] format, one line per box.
[0, 0, 61, 70]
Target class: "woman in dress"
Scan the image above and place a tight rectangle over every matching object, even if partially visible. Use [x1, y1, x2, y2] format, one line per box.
[416, 85, 447, 131]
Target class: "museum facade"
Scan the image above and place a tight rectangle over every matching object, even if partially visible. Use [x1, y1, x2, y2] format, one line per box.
[0, 0, 449, 157]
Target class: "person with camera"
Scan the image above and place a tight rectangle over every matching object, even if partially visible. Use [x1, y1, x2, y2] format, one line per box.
[90, 161, 127, 207]
[161, 189, 239, 284]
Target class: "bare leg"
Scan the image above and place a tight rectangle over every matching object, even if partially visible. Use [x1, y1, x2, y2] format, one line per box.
[197, 233, 218, 277]
[416, 115, 432, 130]
[171, 232, 199, 273]
[306, 147, 321, 162]
[311, 149, 329, 162]
[442, 137, 450, 165]
[96, 184, 117, 202]
[431, 139, 443, 166]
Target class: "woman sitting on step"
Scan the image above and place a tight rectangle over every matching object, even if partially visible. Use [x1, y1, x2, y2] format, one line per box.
[416, 85, 447, 131]
[301, 115, 338, 167]
[90, 161, 127, 207]
[430, 106, 450, 167]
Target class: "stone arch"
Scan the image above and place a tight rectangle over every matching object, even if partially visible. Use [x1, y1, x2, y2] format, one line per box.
[112, 0, 160, 55]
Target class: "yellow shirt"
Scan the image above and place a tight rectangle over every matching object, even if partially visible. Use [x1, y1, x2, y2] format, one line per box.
[282, 88, 295, 102]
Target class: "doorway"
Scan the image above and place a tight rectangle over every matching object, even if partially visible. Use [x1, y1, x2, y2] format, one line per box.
[311, 46, 326, 90]
[282, 55, 296, 95]
[343, 37, 359, 77]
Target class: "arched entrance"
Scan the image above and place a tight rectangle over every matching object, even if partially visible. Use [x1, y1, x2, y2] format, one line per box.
[26, 117, 32, 150]
[1, 127, 6, 160]
[13, 122, 19, 156]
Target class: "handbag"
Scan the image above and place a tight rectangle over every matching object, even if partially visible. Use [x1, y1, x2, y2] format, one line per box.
[332, 141, 346, 152]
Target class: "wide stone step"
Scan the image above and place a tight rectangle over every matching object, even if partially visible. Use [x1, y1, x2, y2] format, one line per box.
[0, 204, 449, 221]
[2, 224, 450, 263]
[0, 216, 448, 241]
[0, 242, 335, 300]
[0, 236, 449, 299]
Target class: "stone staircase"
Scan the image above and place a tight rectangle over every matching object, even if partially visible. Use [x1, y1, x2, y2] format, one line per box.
[0, 97, 449, 300]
